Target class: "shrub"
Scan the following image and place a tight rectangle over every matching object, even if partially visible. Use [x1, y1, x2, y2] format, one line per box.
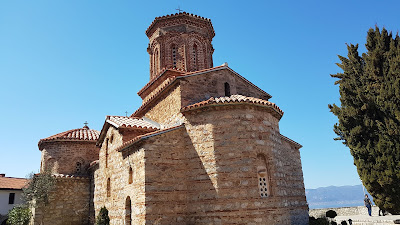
[341, 221, 348, 225]
[7, 205, 31, 225]
[309, 216, 329, 225]
[96, 207, 110, 225]
[22, 171, 55, 207]
[326, 210, 337, 219]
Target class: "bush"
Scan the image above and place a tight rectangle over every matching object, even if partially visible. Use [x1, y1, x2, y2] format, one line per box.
[309, 216, 329, 225]
[96, 207, 110, 225]
[341, 221, 348, 225]
[7, 205, 31, 225]
[326, 210, 337, 219]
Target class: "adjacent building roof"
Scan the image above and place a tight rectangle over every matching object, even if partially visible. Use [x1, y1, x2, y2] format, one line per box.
[0, 176, 28, 190]
[181, 95, 284, 118]
[38, 125, 100, 150]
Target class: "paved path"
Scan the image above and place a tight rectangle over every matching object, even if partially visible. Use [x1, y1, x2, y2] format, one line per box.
[334, 215, 400, 224]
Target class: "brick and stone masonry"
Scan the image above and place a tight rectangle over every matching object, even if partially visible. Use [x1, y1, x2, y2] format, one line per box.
[34, 12, 309, 225]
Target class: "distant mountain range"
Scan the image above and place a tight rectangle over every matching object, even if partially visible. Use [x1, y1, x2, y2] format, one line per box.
[306, 185, 373, 209]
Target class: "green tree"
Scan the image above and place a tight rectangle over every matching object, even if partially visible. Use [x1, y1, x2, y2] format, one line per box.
[329, 27, 400, 214]
[22, 171, 56, 207]
[7, 205, 31, 225]
[96, 207, 110, 225]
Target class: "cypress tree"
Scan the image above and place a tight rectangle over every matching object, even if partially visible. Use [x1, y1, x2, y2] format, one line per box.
[329, 27, 400, 214]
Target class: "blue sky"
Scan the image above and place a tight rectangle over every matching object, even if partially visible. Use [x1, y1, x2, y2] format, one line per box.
[1, 0, 399, 189]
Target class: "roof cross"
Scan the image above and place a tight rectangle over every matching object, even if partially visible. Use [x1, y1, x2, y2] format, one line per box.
[83, 121, 89, 128]
[176, 6, 183, 13]
[125, 111, 128, 117]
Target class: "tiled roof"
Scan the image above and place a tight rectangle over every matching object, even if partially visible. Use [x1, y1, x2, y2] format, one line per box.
[0, 177, 28, 190]
[106, 116, 159, 130]
[280, 134, 302, 149]
[38, 126, 100, 149]
[181, 95, 284, 117]
[116, 125, 185, 152]
[51, 174, 90, 179]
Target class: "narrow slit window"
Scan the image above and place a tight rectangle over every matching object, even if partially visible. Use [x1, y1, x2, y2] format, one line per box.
[224, 82, 231, 96]
[172, 45, 177, 68]
[107, 178, 111, 198]
[128, 167, 133, 184]
[105, 138, 109, 168]
[125, 196, 132, 225]
[193, 44, 197, 70]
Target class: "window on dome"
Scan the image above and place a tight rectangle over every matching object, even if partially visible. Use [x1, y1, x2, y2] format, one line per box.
[172, 45, 177, 68]
[193, 44, 198, 70]
[76, 162, 82, 174]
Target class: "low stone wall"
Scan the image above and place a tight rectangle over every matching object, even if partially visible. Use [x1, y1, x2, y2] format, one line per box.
[310, 206, 381, 218]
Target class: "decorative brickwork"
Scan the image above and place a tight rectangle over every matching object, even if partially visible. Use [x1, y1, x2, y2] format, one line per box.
[146, 13, 214, 80]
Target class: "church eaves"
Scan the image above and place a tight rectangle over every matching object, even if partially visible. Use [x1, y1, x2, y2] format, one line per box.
[181, 94, 284, 119]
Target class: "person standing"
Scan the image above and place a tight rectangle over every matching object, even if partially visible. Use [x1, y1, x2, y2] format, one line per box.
[364, 194, 372, 216]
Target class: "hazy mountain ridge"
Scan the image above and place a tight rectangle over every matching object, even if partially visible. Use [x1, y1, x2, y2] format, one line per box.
[306, 185, 373, 209]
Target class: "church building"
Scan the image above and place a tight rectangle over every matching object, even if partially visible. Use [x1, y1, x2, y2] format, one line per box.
[33, 12, 309, 225]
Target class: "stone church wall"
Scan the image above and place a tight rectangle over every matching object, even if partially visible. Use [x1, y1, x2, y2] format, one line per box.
[180, 69, 271, 107]
[140, 128, 190, 224]
[183, 105, 309, 224]
[144, 84, 182, 127]
[31, 177, 91, 225]
[93, 126, 146, 224]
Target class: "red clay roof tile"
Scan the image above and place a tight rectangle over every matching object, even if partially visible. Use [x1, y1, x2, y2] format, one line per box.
[106, 116, 159, 130]
[0, 177, 28, 190]
[116, 124, 184, 152]
[181, 95, 284, 117]
[38, 126, 100, 149]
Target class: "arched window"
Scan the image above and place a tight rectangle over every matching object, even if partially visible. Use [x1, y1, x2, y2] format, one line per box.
[172, 45, 177, 69]
[192, 44, 198, 70]
[256, 154, 270, 198]
[125, 196, 132, 225]
[128, 167, 133, 184]
[155, 48, 159, 74]
[107, 178, 111, 198]
[105, 138, 109, 168]
[224, 82, 231, 96]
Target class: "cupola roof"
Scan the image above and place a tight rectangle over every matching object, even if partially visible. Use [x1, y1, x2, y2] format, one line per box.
[145, 12, 215, 38]
[38, 125, 100, 150]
